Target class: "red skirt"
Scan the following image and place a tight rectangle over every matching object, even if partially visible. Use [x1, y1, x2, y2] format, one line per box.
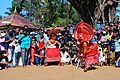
[85, 53, 99, 68]
[45, 48, 61, 62]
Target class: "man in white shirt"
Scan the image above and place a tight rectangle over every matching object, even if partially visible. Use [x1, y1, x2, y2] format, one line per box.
[60, 49, 72, 64]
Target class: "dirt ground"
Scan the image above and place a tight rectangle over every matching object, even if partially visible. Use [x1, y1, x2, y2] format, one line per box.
[0, 65, 120, 80]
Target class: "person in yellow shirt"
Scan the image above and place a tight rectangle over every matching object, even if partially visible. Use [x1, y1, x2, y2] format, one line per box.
[107, 32, 112, 41]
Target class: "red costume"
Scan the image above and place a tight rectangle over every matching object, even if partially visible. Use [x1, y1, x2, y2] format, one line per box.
[45, 31, 61, 64]
[30, 41, 37, 63]
[39, 39, 45, 58]
[46, 48, 61, 62]
[74, 22, 99, 72]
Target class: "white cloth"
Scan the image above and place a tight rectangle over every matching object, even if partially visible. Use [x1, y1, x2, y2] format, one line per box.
[115, 39, 120, 52]
[98, 47, 106, 62]
[100, 35, 108, 42]
[8, 48, 12, 62]
[14, 45, 21, 53]
[99, 56, 106, 62]
[18, 57, 23, 66]
[98, 47, 103, 57]
[13, 52, 16, 66]
[60, 51, 70, 63]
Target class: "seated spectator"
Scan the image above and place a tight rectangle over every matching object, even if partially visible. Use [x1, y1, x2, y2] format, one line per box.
[99, 54, 107, 66]
[60, 49, 72, 65]
[0, 54, 8, 70]
[34, 53, 43, 66]
[102, 44, 111, 66]
[115, 55, 120, 68]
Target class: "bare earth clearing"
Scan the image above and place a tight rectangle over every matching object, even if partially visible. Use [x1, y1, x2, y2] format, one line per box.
[0, 65, 120, 80]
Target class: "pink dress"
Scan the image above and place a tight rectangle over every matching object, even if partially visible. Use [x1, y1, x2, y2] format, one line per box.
[30, 42, 37, 63]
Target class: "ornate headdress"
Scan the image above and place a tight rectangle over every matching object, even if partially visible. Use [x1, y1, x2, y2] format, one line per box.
[74, 22, 94, 43]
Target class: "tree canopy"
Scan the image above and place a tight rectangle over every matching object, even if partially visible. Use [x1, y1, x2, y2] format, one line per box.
[5, 0, 119, 28]
[5, 0, 81, 28]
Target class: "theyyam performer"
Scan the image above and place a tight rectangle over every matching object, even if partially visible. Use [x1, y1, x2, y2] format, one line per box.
[74, 22, 99, 72]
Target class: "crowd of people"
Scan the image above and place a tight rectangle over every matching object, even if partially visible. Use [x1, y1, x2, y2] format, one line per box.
[0, 21, 120, 71]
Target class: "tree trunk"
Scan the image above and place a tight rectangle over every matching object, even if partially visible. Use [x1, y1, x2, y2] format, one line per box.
[68, 0, 116, 28]
[68, 4, 72, 19]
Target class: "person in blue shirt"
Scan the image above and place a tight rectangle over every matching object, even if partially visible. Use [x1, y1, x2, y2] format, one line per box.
[69, 26, 74, 35]
[115, 34, 120, 62]
[18, 31, 31, 67]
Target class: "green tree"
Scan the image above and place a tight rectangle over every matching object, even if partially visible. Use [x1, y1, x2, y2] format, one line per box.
[6, 0, 81, 28]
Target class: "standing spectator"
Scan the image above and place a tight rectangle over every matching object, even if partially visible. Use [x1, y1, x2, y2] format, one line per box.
[108, 36, 115, 64]
[69, 26, 74, 35]
[30, 36, 37, 65]
[38, 35, 45, 65]
[96, 30, 102, 42]
[115, 34, 120, 62]
[14, 38, 21, 66]
[18, 31, 31, 67]
[100, 31, 108, 43]
[4, 30, 11, 50]
[0, 33, 5, 51]
[44, 32, 49, 48]
[58, 35, 65, 48]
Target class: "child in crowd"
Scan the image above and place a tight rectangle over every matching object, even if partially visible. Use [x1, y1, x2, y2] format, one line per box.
[101, 43, 111, 66]
[99, 53, 106, 66]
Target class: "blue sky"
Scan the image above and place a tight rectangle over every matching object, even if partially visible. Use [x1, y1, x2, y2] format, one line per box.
[0, 0, 12, 17]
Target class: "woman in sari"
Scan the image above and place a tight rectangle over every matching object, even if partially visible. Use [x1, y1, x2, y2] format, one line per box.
[30, 36, 37, 65]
